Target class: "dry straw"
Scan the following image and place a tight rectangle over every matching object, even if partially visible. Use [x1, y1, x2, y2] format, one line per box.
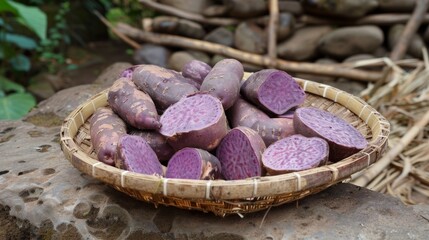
[60, 77, 389, 216]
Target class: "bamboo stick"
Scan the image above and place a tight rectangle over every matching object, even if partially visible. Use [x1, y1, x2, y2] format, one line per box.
[390, 0, 429, 61]
[267, 0, 279, 66]
[139, 0, 239, 26]
[300, 13, 429, 26]
[114, 22, 382, 82]
[353, 109, 429, 186]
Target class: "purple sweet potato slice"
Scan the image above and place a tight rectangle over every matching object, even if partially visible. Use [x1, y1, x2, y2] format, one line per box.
[159, 93, 228, 151]
[252, 118, 295, 146]
[216, 127, 266, 180]
[294, 107, 368, 162]
[132, 64, 198, 110]
[90, 107, 127, 166]
[115, 135, 163, 176]
[262, 134, 329, 175]
[130, 130, 175, 162]
[181, 60, 212, 85]
[166, 148, 221, 180]
[200, 59, 244, 110]
[108, 78, 161, 130]
[240, 69, 306, 115]
[227, 98, 269, 128]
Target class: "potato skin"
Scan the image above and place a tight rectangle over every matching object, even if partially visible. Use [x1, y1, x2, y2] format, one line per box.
[108, 78, 161, 130]
[200, 59, 244, 110]
[90, 107, 127, 166]
[132, 64, 198, 110]
[182, 60, 212, 85]
[130, 130, 175, 162]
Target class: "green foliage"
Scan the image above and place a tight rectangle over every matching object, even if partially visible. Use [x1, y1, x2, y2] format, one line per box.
[0, 76, 36, 120]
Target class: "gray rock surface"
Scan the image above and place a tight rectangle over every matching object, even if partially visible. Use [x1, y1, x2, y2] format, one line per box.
[235, 22, 267, 54]
[278, 26, 333, 61]
[301, 0, 378, 18]
[93, 62, 133, 88]
[388, 24, 425, 59]
[1, 82, 429, 239]
[204, 27, 234, 47]
[378, 0, 416, 12]
[168, 51, 210, 71]
[133, 44, 171, 68]
[318, 25, 384, 59]
[152, 16, 206, 39]
[224, 0, 267, 18]
[159, 0, 214, 14]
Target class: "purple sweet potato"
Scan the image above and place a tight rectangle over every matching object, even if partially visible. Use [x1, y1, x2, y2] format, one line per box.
[227, 98, 295, 146]
[90, 107, 127, 166]
[120, 65, 138, 79]
[159, 93, 228, 151]
[294, 107, 368, 162]
[200, 59, 244, 110]
[262, 134, 329, 175]
[252, 118, 295, 146]
[115, 135, 163, 176]
[132, 64, 198, 110]
[216, 127, 266, 180]
[166, 148, 221, 180]
[108, 78, 161, 130]
[228, 98, 269, 128]
[181, 60, 212, 85]
[241, 69, 306, 115]
[130, 130, 175, 162]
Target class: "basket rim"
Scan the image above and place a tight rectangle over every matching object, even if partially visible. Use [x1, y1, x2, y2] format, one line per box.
[60, 77, 390, 201]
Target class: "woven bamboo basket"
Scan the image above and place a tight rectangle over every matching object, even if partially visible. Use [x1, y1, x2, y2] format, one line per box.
[60, 75, 390, 217]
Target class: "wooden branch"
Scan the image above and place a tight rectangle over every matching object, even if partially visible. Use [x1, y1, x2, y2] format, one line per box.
[93, 11, 141, 50]
[300, 13, 429, 26]
[268, 0, 279, 64]
[139, 0, 239, 26]
[390, 0, 429, 61]
[115, 23, 381, 82]
[353, 109, 429, 187]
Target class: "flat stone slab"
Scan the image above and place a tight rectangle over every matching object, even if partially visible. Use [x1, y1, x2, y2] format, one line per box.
[1, 84, 428, 239]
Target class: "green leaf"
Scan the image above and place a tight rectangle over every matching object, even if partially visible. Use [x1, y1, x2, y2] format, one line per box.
[9, 54, 31, 71]
[0, 76, 25, 93]
[0, 92, 36, 119]
[1, 1, 47, 40]
[4, 33, 37, 50]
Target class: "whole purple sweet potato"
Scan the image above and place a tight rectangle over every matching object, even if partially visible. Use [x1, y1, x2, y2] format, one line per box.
[252, 118, 295, 146]
[159, 93, 228, 151]
[115, 135, 163, 176]
[120, 65, 138, 79]
[228, 98, 269, 128]
[90, 107, 127, 166]
[181, 60, 212, 85]
[294, 107, 368, 162]
[241, 69, 305, 115]
[166, 148, 221, 180]
[132, 65, 198, 110]
[216, 127, 266, 180]
[262, 134, 329, 175]
[130, 130, 175, 162]
[108, 78, 161, 130]
[200, 59, 244, 110]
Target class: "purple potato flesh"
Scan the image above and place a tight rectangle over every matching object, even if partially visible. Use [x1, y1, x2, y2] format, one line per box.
[116, 135, 163, 176]
[166, 148, 221, 180]
[294, 107, 368, 162]
[159, 93, 228, 151]
[241, 69, 305, 115]
[262, 134, 329, 174]
[216, 127, 266, 180]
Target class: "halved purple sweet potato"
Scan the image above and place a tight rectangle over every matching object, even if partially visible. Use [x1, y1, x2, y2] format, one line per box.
[294, 107, 368, 162]
[108, 78, 161, 130]
[262, 134, 329, 175]
[132, 64, 198, 110]
[216, 126, 266, 180]
[159, 93, 228, 151]
[166, 148, 221, 180]
[130, 130, 175, 162]
[241, 69, 305, 115]
[181, 60, 212, 85]
[200, 59, 244, 110]
[252, 118, 295, 146]
[90, 107, 127, 166]
[115, 134, 163, 176]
